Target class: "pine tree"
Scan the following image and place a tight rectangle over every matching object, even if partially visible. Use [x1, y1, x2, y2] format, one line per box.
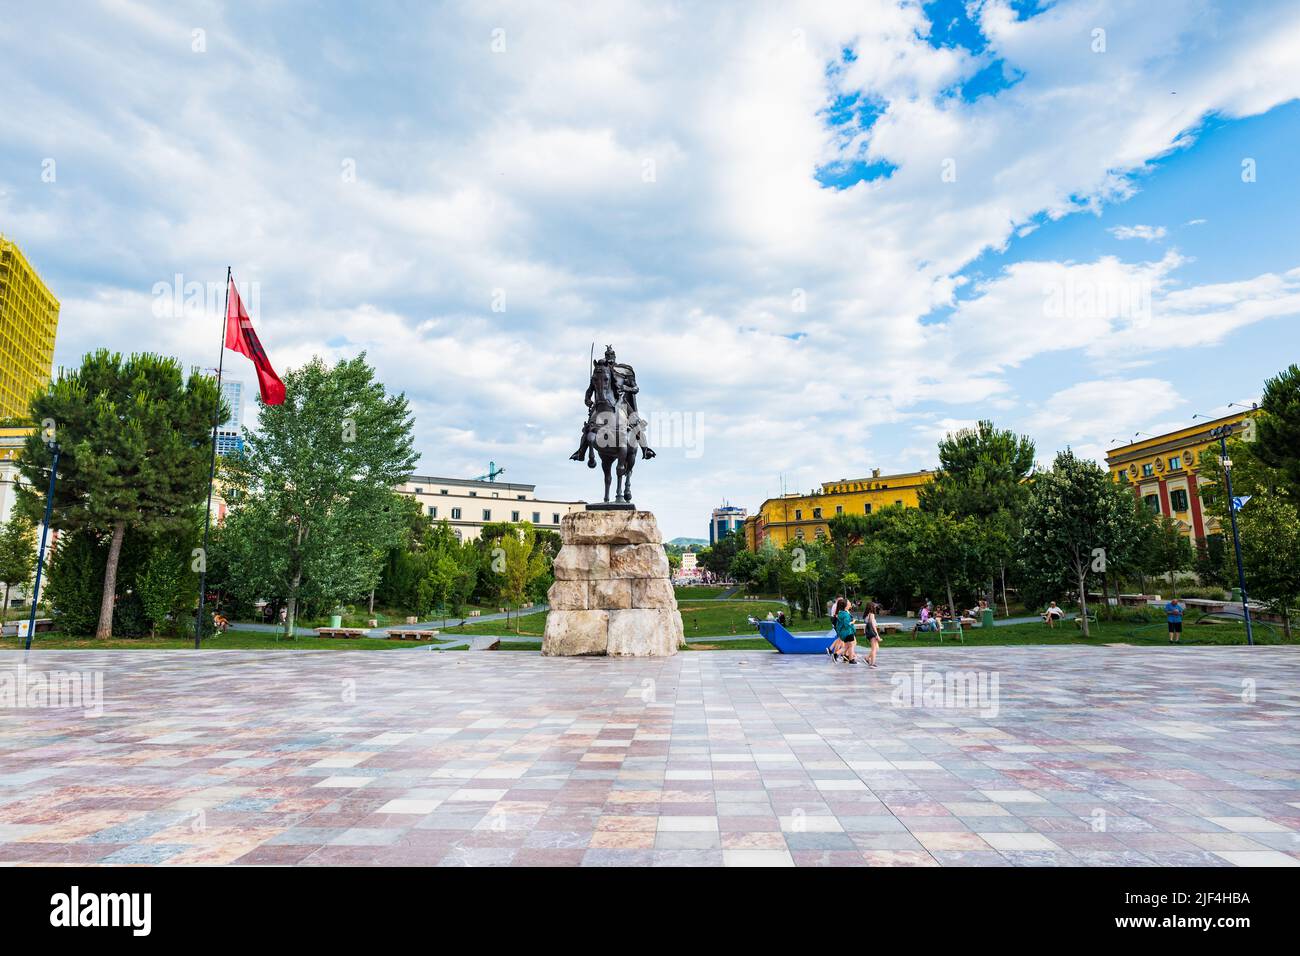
[18, 351, 220, 637]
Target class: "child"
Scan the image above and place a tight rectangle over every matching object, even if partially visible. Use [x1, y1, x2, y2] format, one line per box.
[864, 601, 881, 669]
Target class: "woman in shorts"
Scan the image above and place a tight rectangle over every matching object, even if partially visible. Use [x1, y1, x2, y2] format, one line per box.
[863, 601, 882, 669]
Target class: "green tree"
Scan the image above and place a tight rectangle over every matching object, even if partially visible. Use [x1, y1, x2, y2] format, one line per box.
[17, 351, 220, 637]
[224, 355, 417, 638]
[920, 420, 1036, 614]
[1146, 515, 1195, 597]
[1018, 450, 1142, 636]
[700, 531, 741, 577]
[1254, 365, 1300, 493]
[1235, 494, 1300, 639]
[0, 512, 37, 623]
[492, 523, 549, 631]
[137, 543, 185, 637]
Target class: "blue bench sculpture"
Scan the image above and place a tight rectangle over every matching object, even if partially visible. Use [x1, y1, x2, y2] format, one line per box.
[755, 619, 837, 654]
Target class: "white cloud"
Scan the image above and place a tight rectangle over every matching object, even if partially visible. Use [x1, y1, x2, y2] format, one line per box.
[1110, 224, 1168, 241]
[2, 0, 1298, 536]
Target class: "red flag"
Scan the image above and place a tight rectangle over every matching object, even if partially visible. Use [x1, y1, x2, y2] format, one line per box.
[224, 277, 286, 405]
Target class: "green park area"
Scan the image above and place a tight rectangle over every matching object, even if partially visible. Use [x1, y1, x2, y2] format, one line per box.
[1, 354, 1298, 650]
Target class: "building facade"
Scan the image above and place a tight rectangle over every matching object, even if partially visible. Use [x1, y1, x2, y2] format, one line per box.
[1104, 410, 1251, 540]
[395, 475, 586, 542]
[0, 236, 60, 421]
[744, 468, 934, 549]
[709, 503, 746, 545]
[216, 378, 245, 457]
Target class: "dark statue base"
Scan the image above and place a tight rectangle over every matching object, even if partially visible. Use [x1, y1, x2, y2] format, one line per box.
[587, 502, 635, 511]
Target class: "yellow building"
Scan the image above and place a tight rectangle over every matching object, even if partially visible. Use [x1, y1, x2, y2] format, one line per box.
[1104, 410, 1250, 541]
[0, 236, 60, 421]
[744, 468, 934, 549]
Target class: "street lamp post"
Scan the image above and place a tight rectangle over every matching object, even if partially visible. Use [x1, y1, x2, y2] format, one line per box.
[1211, 423, 1254, 646]
[25, 440, 60, 651]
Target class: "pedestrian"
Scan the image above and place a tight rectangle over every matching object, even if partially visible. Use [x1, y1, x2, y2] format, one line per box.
[863, 601, 881, 669]
[826, 597, 857, 663]
[1164, 596, 1184, 644]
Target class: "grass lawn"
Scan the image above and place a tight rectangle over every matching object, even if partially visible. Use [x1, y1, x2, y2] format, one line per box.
[0, 629, 453, 651]
[673, 586, 729, 599]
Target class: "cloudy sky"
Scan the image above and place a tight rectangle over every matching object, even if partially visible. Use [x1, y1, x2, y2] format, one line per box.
[2, 0, 1298, 539]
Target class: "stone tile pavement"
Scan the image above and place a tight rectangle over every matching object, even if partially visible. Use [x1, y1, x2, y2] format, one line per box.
[0, 646, 1297, 867]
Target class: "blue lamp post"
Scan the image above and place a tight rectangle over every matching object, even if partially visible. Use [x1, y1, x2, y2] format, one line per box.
[1209, 422, 1253, 647]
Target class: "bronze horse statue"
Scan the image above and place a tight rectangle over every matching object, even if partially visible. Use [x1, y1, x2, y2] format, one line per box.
[570, 346, 655, 503]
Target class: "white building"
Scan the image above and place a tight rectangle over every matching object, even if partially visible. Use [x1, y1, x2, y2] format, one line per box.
[216, 378, 245, 457]
[396, 475, 586, 541]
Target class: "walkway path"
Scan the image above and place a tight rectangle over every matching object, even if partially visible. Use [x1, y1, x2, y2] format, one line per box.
[3, 646, 1295, 867]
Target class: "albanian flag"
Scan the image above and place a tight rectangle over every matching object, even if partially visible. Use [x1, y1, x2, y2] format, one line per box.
[225, 276, 286, 405]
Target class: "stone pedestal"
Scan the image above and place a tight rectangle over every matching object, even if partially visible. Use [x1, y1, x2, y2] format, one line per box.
[542, 510, 683, 657]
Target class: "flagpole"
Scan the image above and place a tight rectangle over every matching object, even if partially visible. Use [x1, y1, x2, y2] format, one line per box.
[195, 266, 230, 649]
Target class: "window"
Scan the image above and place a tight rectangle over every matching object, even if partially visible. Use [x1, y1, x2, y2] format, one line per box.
[1168, 455, 1181, 471]
[482, 509, 492, 521]
[1143, 494, 1160, 515]
[517, 495, 526, 500]
[511, 511, 520, 522]
[552, 513, 560, 524]
[1116, 471, 1129, 484]
[835, 505, 843, 515]
[453, 529, 462, 541]
[451, 507, 462, 520]
[895, 499, 902, 506]
[864, 503, 872, 514]
[427, 506, 437, 517]
[814, 528, 825, 539]
[439, 489, 448, 495]
[414, 487, 423, 495]
[532, 512, 540, 523]
[492, 492, 499, 498]
[795, 529, 805, 540]
[469, 491, 477, 497]
[812, 508, 822, 519]
[1169, 489, 1189, 511]
[1142, 463, 1154, 477]
[794, 509, 802, 520]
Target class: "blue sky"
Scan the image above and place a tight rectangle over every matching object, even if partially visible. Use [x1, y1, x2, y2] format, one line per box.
[1, 0, 1298, 539]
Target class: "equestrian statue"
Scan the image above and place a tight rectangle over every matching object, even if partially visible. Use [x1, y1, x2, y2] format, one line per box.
[570, 345, 656, 504]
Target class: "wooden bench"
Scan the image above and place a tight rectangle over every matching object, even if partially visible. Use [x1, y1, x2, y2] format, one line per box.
[314, 627, 369, 639]
[385, 629, 440, 641]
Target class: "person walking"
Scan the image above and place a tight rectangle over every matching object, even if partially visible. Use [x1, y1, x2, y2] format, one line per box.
[1164, 597, 1184, 644]
[863, 601, 881, 669]
[826, 597, 857, 662]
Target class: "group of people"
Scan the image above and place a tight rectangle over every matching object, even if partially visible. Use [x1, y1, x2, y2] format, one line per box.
[827, 597, 881, 667]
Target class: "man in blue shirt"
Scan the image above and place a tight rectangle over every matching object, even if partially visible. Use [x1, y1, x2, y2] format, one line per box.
[1164, 598, 1184, 644]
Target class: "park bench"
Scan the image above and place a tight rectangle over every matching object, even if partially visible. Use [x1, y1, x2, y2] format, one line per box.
[385, 629, 440, 641]
[939, 619, 964, 643]
[1, 618, 54, 636]
[314, 627, 369, 639]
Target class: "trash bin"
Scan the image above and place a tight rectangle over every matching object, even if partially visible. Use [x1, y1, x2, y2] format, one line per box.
[980, 608, 994, 629]
[329, 614, 343, 628]
[1230, 588, 1243, 603]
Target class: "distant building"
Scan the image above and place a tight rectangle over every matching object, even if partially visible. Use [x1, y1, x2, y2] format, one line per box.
[1104, 410, 1252, 540]
[216, 378, 245, 457]
[395, 475, 586, 542]
[744, 468, 934, 549]
[710, 503, 746, 545]
[0, 235, 60, 421]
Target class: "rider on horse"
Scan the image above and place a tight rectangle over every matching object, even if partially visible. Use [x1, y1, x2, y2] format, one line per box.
[570, 345, 657, 466]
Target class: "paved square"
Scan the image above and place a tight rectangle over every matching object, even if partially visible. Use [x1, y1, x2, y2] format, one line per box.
[1, 646, 1298, 866]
